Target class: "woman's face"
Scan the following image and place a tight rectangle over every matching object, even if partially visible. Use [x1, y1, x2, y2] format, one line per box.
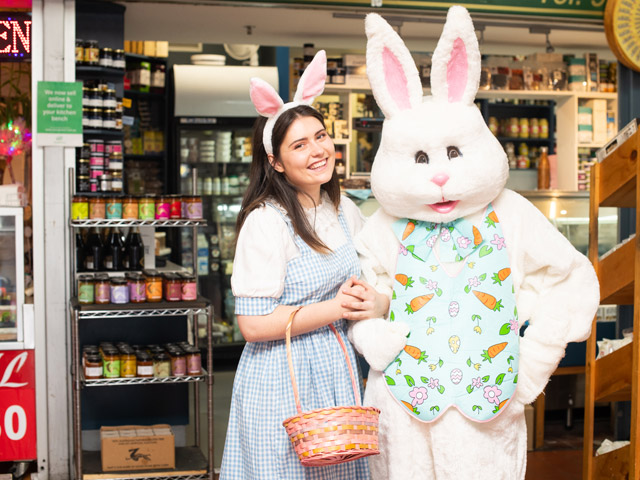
[271, 115, 335, 205]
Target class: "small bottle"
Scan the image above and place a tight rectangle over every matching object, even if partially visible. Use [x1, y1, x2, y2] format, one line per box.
[126, 227, 145, 271]
[537, 146, 550, 190]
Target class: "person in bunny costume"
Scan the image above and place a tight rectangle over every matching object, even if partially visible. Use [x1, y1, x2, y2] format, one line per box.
[348, 6, 600, 479]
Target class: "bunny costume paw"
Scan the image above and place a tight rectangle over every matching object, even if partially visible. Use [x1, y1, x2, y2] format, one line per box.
[356, 6, 599, 480]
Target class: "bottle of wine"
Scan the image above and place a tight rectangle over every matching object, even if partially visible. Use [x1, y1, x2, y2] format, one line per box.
[76, 231, 86, 272]
[126, 227, 145, 271]
[105, 228, 125, 271]
[85, 228, 104, 272]
[537, 146, 550, 190]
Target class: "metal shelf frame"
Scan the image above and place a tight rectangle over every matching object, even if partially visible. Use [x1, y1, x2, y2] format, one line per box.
[70, 219, 207, 228]
[81, 369, 208, 387]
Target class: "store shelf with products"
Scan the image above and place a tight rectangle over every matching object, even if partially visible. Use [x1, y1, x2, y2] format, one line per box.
[584, 128, 639, 479]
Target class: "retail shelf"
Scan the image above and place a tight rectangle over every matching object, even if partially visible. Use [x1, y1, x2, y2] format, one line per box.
[81, 369, 207, 387]
[81, 446, 208, 480]
[70, 218, 207, 228]
[594, 341, 633, 403]
[125, 153, 166, 160]
[70, 296, 210, 319]
[597, 145, 637, 208]
[598, 239, 634, 305]
[124, 89, 166, 100]
[76, 65, 125, 78]
[125, 52, 168, 62]
[83, 128, 124, 137]
[578, 142, 608, 149]
[495, 136, 553, 145]
[592, 444, 630, 478]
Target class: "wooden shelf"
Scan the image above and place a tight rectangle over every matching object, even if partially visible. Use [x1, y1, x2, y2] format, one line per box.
[598, 239, 635, 305]
[597, 142, 638, 208]
[593, 444, 630, 479]
[594, 341, 633, 402]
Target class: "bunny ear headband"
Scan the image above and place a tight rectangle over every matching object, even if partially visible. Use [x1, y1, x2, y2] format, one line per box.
[249, 50, 327, 156]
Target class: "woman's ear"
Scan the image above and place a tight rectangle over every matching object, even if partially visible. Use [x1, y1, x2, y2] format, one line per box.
[268, 154, 284, 173]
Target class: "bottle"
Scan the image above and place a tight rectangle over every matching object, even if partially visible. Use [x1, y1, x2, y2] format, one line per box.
[335, 150, 346, 178]
[537, 146, 550, 190]
[76, 231, 86, 272]
[126, 227, 145, 271]
[85, 228, 104, 272]
[104, 228, 125, 271]
[565, 394, 574, 430]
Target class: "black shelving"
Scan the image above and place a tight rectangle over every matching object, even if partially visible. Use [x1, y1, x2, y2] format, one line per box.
[76, 65, 125, 78]
[82, 128, 123, 137]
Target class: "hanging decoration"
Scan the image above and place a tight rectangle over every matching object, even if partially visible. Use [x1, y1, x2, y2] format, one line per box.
[0, 117, 32, 183]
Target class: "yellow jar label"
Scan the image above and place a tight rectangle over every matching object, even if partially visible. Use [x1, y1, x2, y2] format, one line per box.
[71, 202, 89, 220]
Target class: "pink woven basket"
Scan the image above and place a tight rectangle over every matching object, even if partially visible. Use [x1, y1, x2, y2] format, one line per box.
[282, 307, 380, 467]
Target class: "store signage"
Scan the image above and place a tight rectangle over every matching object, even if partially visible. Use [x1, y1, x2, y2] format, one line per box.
[233, 0, 605, 19]
[36, 81, 83, 147]
[0, 350, 37, 461]
[0, 14, 31, 60]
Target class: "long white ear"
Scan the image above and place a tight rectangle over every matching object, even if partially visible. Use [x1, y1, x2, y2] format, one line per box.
[430, 6, 480, 106]
[293, 50, 327, 104]
[365, 13, 423, 119]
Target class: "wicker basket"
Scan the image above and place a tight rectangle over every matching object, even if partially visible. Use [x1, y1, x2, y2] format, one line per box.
[282, 307, 380, 467]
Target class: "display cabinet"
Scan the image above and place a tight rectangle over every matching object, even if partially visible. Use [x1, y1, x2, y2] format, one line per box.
[0, 207, 25, 348]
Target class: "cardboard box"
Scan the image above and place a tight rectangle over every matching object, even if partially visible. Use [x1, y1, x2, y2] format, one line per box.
[342, 54, 366, 67]
[586, 99, 608, 144]
[101, 424, 175, 472]
[525, 404, 534, 451]
[155, 41, 169, 58]
[143, 41, 156, 57]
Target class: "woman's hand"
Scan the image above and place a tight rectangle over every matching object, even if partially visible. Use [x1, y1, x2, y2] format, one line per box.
[339, 276, 390, 321]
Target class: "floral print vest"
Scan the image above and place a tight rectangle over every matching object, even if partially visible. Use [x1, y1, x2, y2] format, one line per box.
[383, 204, 519, 422]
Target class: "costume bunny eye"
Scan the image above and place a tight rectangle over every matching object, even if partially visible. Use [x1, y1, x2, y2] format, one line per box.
[415, 151, 429, 164]
[447, 146, 462, 159]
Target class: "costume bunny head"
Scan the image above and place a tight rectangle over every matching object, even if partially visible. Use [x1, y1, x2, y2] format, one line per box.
[249, 50, 327, 155]
[366, 7, 508, 224]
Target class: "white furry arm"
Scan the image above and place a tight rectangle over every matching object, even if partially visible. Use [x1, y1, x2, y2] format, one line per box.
[495, 191, 599, 404]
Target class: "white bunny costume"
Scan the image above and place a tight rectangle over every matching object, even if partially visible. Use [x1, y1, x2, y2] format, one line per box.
[348, 6, 600, 479]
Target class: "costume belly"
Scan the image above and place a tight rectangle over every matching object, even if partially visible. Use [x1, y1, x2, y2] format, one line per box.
[384, 204, 519, 422]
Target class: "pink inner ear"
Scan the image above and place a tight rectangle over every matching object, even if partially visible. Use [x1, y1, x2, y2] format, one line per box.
[299, 54, 326, 102]
[250, 80, 282, 116]
[383, 46, 411, 111]
[447, 38, 468, 103]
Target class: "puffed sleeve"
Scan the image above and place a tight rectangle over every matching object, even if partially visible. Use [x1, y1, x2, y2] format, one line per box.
[340, 195, 366, 238]
[231, 205, 297, 315]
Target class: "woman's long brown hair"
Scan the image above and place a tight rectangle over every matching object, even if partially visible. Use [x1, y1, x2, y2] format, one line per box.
[236, 105, 341, 254]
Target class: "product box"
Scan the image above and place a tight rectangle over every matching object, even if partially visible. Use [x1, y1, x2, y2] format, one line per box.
[143, 41, 156, 57]
[101, 424, 175, 472]
[345, 64, 369, 89]
[342, 54, 366, 67]
[586, 99, 608, 144]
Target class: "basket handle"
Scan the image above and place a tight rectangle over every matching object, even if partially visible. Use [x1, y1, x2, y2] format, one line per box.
[285, 307, 362, 415]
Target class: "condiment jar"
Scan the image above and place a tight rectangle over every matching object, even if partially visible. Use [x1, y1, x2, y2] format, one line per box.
[183, 196, 203, 219]
[143, 269, 163, 302]
[94, 274, 111, 304]
[128, 273, 146, 303]
[102, 349, 121, 378]
[139, 196, 155, 220]
[71, 195, 89, 220]
[186, 347, 202, 375]
[122, 196, 138, 220]
[119, 349, 137, 378]
[110, 277, 129, 304]
[84, 353, 103, 380]
[78, 275, 94, 304]
[180, 273, 197, 301]
[136, 352, 153, 377]
[106, 197, 122, 219]
[169, 195, 182, 219]
[170, 351, 187, 377]
[75, 38, 85, 64]
[89, 197, 106, 219]
[111, 172, 123, 193]
[98, 47, 113, 68]
[163, 273, 182, 302]
[82, 345, 100, 366]
[84, 39, 99, 65]
[112, 49, 125, 69]
[153, 353, 171, 378]
[155, 196, 171, 220]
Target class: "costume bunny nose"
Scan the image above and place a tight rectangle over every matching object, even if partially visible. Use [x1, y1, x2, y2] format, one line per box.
[431, 173, 450, 187]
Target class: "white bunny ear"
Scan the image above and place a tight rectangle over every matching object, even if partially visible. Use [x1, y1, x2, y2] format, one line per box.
[430, 6, 480, 106]
[250, 77, 284, 117]
[365, 13, 423, 119]
[293, 50, 327, 104]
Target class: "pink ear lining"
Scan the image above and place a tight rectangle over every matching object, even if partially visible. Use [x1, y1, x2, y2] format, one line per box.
[383, 46, 411, 111]
[250, 79, 283, 117]
[296, 50, 327, 103]
[447, 38, 468, 103]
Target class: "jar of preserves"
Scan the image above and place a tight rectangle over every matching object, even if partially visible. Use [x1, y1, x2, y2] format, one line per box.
[89, 197, 106, 219]
[84, 353, 103, 380]
[129, 274, 146, 303]
[77, 176, 91, 193]
[169, 195, 182, 219]
[111, 172, 123, 193]
[82, 87, 91, 107]
[82, 107, 91, 128]
[164, 273, 182, 302]
[88, 88, 102, 107]
[180, 273, 197, 301]
[155, 196, 170, 220]
[120, 350, 137, 378]
[530, 118, 540, 139]
[108, 152, 123, 170]
[106, 197, 122, 219]
[77, 157, 90, 176]
[103, 108, 116, 129]
[94, 274, 111, 304]
[82, 345, 100, 365]
[102, 349, 121, 378]
[186, 347, 202, 375]
[170, 351, 187, 376]
[99, 174, 112, 192]
[144, 269, 163, 302]
[83, 40, 99, 65]
[110, 277, 129, 304]
[153, 353, 171, 378]
[539, 118, 549, 139]
[183, 196, 203, 219]
[98, 47, 113, 68]
[78, 275, 94, 304]
[71, 195, 89, 220]
[139, 196, 155, 220]
[136, 352, 153, 377]
[122, 196, 138, 220]
[89, 107, 103, 128]
[75, 38, 85, 64]
[112, 49, 125, 69]
[519, 118, 530, 138]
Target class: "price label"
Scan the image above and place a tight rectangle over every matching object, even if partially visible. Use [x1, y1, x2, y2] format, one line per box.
[0, 350, 37, 461]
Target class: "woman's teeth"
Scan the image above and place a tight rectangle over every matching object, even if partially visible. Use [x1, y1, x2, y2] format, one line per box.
[309, 160, 327, 170]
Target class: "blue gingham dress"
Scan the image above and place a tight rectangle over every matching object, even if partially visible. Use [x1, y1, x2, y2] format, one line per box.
[220, 201, 370, 480]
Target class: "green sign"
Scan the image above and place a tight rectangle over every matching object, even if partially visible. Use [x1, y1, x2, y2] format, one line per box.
[233, 0, 605, 19]
[37, 81, 83, 146]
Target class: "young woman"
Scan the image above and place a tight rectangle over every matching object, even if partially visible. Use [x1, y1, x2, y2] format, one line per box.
[219, 52, 388, 479]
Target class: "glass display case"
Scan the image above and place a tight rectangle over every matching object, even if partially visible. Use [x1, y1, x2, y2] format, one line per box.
[0, 207, 25, 349]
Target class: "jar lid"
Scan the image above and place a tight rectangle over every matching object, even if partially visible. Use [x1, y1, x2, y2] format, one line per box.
[136, 351, 151, 361]
[171, 350, 185, 357]
[110, 277, 127, 285]
[178, 272, 196, 281]
[101, 47, 113, 52]
[83, 344, 99, 351]
[143, 269, 161, 277]
[95, 273, 110, 281]
[99, 174, 112, 180]
[154, 353, 170, 361]
[86, 353, 102, 362]
[78, 274, 94, 281]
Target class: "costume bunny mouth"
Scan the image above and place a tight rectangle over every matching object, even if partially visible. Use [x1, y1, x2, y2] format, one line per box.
[428, 200, 459, 213]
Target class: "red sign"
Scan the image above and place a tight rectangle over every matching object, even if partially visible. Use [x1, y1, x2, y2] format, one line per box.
[0, 13, 31, 60]
[0, 350, 37, 461]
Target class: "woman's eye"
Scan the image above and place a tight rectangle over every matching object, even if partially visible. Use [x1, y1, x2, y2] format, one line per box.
[415, 151, 429, 164]
[447, 146, 462, 159]
[317, 133, 326, 140]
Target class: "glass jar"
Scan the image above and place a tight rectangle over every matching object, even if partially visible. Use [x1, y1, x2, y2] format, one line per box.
[105, 197, 122, 219]
[180, 273, 197, 301]
[71, 195, 89, 220]
[136, 352, 153, 377]
[94, 274, 111, 304]
[108, 152, 123, 170]
[169, 195, 182, 219]
[84, 353, 103, 380]
[77, 158, 90, 176]
[83, 40, 99, 65]
[519, 118, 530, 139]
[98, 47, 113, 68]
[129, 274, 146, 303]
[122, 196, 138, 220]
[539, 118, 549, 139]
[144, 269, 163, 302]
[110, 277, 129, 304]
[111, 171, 123, 193]
[164, 273, 182, 302]
[78, 275, 94, 304]
[153, 353, 171, 378]
[155, 196, 170, 220]
[184, 196, 203, 219]
[99, 174, 112, 192]
[151, 63, 166, 92]
[170, 351, 187, 376]
[82, 87, 91, 107]
[186, 347, 202, 375]
[89, 197, 106, 219]
[118, 350, 136, 378]
[89, 107, 102, 128]
[102, 349, 121, 378]
[112, 49, 125, 69]
[103, 108, 116, 129]
[139, 196, 155, 220]
[88, 88, 102, 108]
[75, 38, 85, 64]
[82, 107, 91, 128]
[82, 345, 100, 366]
